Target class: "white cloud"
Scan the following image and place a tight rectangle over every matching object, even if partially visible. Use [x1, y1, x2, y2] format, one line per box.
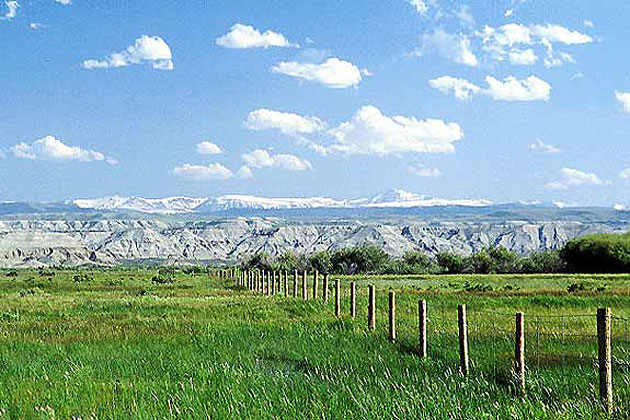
[618, 168, 630, 179]
[430, 75, 551, 101]
[614, 204, 627, 211]
[419, 29, 478, 67]
[272, 58, 366, 89]
[216, 23, 294, 49]
[509, 48, 537, 65]
[583, 20, 595, 29]
[173, 163, 233, 181]
[82, 35, 173, 71]
[29, 22, 46, 30]
[530, 24, 593, 45]
[196, 141, 223, 155]
[504, 9, 514, 18]
[324, 106, 463, 156]
[246, 108, 326, 136]
[479, 23, 592, 66]
[545, 168, 605, 190]
[54, 0, 71, 5]
[408, 0, 429, 14]
[241, 149, 312, 171]
[429, 76, 480, 100]
[11, 135, 114, 163]
[527, 139, 561, 154]
[236, 166, 254, 179]
[615, 91, 630, 113]
[3, 1, 18, 19]
[408, 165, 441, 177]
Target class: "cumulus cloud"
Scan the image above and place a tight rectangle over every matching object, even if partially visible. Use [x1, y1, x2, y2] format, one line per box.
[408, 165, 441, 177]
[3, 1, 18, 19]
[419, 29, 478, 67]
[246, 108, 326, 136]
[615, 91, 630, 113]
[545, 168, 605, 190]
[478, 23, 592, 67]
[216, 23, 294, 49]
[527, 139, 561, 154]
[408, 0, 429, 14]
[272, 58, 367, 89]
[584, 20, 595, 29]
[82, 35, 173, 71]
[173, 163, 233, 181]
[430, 75, 551, 101]
[11, 135, 115, 164]
[323, 106, 463, 156]
[429, 76, 480, 100]
[196, 141, 223, 155]
[54, 0, 70, 4]
[618, 168, 630, 179]
[236, 166, 254, 179]
[241, 149, 312, 171]
[509, 48, 537, 65]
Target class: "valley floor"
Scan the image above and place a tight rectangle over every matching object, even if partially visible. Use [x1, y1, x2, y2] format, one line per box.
[0, 270, 628, 419]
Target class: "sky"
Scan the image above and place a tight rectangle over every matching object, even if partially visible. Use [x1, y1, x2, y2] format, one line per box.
[1, 0, 630, 207]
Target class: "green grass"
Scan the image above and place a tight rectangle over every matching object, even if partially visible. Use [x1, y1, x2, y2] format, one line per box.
[0, 269, 628, 419]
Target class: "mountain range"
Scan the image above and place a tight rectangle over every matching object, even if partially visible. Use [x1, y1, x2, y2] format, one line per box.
[0, 189, 627, 268]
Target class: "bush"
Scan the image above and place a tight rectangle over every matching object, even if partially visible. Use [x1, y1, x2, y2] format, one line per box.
[560, 233, 630, 273]
[308, 251, 332, 275]
[520, 251, 565, 273]
[436, 252, 465, 274]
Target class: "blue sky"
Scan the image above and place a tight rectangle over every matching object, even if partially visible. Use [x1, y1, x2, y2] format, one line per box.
[1, 0, 630, 207]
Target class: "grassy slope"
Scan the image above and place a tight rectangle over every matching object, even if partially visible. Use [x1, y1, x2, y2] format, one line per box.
[0, 270, 628, 419]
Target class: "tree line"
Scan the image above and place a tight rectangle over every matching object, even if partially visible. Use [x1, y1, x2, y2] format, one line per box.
[238, 232, 630, 275]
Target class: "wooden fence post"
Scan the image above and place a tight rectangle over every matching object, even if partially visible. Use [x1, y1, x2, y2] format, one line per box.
[284, 270, 288, 297]
[293, 270, 298, 298]
[302, 270, 307, 300]
[515, 312, 525, 396]
[271, 271, 275, 295]
[323, 274, 329, 303]
[388, 291, 396, 342]
[368, 285, 375, 331]
[350, 281, 356, 318]
[312, 270, 319, 300]
[419, 300, 427, 358]
[458, 304, 469, 376]
[597, 307, 613, 414]
[335, 279, 341, 317]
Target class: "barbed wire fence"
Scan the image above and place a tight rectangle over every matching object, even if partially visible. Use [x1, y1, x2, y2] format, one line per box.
[216, 268, 630, 415]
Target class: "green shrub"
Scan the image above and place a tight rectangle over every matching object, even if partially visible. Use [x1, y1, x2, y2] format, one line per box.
[560, 233, 630, 273]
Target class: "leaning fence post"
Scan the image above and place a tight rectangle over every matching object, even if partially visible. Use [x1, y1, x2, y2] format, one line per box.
[323, 274, 329, 303]
[458, 304, 469, 376]
[293, 270, 298, 298]
[419, 300, 427, 358]
[350, 281, 356, 318]
[515, 312, 525, 396]
[368, 285, 375, 331]
[597, 307, 613, 414]
[302, 270, 307, 300]
[389, 290, 396, 342]
[335, 279, 341, 317]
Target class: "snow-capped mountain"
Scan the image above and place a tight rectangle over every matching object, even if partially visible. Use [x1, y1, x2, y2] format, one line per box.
[73, 196, 209, 214]
[71, 189, 493, 215]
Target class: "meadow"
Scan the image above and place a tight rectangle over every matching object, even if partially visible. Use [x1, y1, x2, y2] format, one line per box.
[0, 269, 628, 419]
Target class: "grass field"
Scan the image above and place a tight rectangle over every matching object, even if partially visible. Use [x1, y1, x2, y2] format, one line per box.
[0, 269, 628, 419]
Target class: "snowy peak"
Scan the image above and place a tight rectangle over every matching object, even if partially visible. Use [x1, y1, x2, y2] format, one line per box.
[71, 190, 492, 214]
[73, 196, 208, 214]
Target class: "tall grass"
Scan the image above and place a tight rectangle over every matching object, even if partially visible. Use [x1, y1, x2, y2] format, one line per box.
[0, 269, 627, 419]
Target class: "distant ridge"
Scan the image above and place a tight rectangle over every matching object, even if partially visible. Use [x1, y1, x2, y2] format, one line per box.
[71, 188, 493, 215]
